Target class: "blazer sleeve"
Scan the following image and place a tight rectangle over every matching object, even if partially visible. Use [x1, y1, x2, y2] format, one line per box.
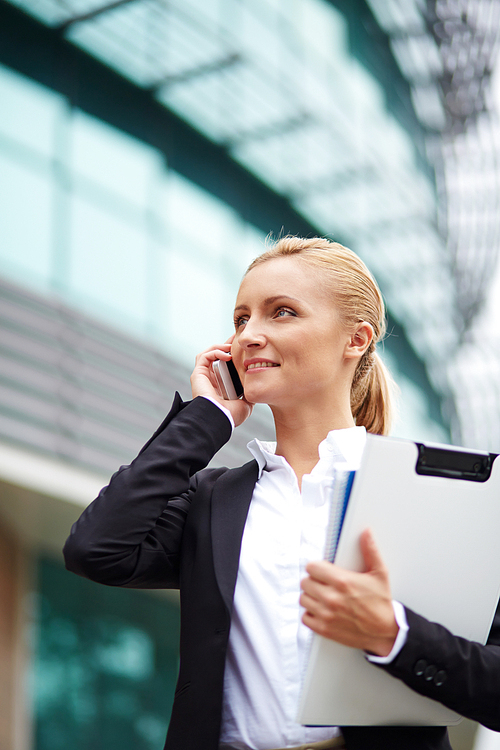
[63, 394, 232, 590]
[375, 603, 500, 730]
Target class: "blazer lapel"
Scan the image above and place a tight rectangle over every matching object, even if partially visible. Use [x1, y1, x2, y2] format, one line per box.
[210, 459, 259, 614]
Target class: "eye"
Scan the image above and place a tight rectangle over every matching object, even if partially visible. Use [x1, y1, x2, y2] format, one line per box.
[273, 307, 296, 319]
[234, 315, 248, 329]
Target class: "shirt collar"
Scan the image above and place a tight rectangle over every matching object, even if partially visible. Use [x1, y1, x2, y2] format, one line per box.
[247, 426, 366, 480]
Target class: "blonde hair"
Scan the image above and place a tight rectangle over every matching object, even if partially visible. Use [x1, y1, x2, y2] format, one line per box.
[246, 236, 395, 435]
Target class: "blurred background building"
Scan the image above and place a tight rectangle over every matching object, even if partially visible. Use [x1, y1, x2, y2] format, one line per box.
[0, 1, 499, 749]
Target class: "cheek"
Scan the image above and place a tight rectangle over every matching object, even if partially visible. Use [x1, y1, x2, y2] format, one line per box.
[231, 340, 244, 372]
[295, 332, 328, 361]
[301, 341, 343, 380]
[230, 335, 242, 357]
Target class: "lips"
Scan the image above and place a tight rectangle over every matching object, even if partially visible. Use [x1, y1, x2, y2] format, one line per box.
[245, 360, 280, 370]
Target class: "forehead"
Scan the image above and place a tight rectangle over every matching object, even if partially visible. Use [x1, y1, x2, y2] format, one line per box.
[236, 256, 331, 304]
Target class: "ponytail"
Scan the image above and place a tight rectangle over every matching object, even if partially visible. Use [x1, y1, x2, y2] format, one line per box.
[351, 349, 396, 435]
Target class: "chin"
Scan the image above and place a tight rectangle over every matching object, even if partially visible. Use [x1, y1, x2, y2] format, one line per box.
[244, 387, 285, 410]
[241, 383, 272, 405]
[242, 370, 284, 405]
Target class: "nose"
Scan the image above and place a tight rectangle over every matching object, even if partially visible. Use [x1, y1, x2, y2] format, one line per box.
[235, 317, 266, 350]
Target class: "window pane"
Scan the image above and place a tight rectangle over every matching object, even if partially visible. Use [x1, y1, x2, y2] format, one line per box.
[160, 248, 230, 365]
[0, 153, 53, 288]
[71, 111, 161, 209]
[0, 63, 62, 158]
[68, 195, 149, 332]
[33, 557, 180, 750]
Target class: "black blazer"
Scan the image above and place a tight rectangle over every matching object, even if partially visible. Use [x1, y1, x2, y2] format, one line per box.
[64, 395, 500, 750]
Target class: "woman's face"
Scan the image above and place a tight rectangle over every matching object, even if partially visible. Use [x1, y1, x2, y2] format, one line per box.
[231, 256, 364, 411]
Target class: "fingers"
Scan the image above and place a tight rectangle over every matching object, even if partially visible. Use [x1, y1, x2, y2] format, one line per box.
[359, 528, 387, 575]
[300, 571, 329, 602]
[300, 578, 336, 617]
[190, 342, 253, 428]
[300, 564, 345, 620]
[195, 343, 232, 367]
[304, 531, 386, 580]
[300, 537, 396, 653]
[302, 562, 354, 615]
[300, 571, 359, 644]
[305, 560, 338, 584]
[191, 344, 231, 401]
[193, 343, 233, 386]
[303, 532, 389, 601]
[300, 590, 331, 625]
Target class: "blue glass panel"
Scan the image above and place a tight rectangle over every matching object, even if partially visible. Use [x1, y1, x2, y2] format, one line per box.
[71, 111, 162, 210]
[0, 63, 62, 158]
[159, 245, 230, 365]
[0, 153, 53, 288]
[32, 557, 180, 750]
[68, 194, 149, 333]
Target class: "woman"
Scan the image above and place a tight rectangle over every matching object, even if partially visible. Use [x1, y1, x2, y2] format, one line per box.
[64, 237, 500, 750]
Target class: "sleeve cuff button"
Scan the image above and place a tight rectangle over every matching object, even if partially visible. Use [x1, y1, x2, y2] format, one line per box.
[433, 670, 447, 686]
[414, 659, 427, 676]
[424, 664, 437, 681]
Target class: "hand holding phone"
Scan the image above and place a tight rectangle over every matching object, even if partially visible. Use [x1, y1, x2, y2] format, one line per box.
[212, 359, 244, 400]
[191, 341, 251, 426]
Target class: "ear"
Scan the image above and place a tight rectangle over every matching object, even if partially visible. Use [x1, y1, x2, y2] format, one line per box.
[344, 322, 373, 361]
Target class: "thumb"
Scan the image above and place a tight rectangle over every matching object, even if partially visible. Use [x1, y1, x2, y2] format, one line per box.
[359, 528, 386, 575]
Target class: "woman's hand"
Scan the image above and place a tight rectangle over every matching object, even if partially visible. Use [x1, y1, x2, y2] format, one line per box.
[300, 529, 398, 657]
[190, 337, 253, 427]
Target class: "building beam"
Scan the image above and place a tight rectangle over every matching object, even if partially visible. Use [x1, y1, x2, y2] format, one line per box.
[0, 0, 317, 240]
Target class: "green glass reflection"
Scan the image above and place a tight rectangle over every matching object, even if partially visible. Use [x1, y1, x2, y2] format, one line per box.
[32, 557, 180, 750]
[0, 153, 53, 289]
[0, 63, 62, 157]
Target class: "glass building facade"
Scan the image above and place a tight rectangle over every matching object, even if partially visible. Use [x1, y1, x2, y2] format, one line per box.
[32, 558, 180, 750]
[0, 52, 448, 443]
[0, 62, 266, 368]
[0, 1, 480, 749]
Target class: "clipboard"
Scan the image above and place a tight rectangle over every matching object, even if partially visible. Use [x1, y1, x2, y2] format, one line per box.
[297, 434, 500, 727]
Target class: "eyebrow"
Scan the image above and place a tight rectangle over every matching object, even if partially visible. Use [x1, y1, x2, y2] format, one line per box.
[233, 295, 301, 314]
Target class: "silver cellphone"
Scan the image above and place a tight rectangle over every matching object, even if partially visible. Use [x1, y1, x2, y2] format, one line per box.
[212, 359, 244, 400]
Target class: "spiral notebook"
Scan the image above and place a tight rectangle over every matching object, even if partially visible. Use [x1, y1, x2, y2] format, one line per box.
[298, 434, 500, 727]
[323, 468, 355, 563]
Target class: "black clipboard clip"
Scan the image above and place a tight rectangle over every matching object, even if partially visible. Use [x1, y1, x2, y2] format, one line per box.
[415, 444, 498, 483]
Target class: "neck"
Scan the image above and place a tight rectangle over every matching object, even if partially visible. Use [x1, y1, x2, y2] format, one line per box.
[271, 399, 355, 489]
